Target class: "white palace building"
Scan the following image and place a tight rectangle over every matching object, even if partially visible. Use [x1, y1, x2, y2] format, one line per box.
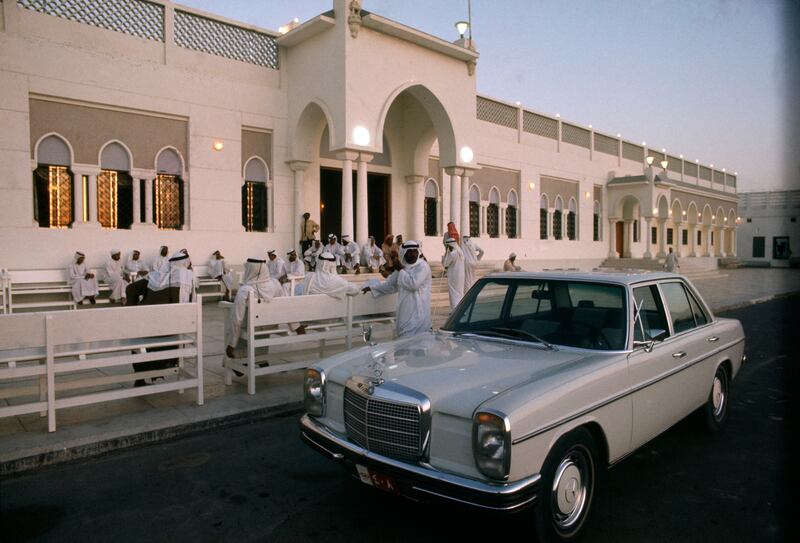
[0, 0, 740, 271]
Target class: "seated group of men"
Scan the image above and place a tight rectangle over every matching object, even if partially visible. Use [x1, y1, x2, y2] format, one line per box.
[303, 233, 399, 275]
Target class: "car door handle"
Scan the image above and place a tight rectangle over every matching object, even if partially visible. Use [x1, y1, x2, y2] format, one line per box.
[672, 351, 687, 359]
[707, 336, 719, 343]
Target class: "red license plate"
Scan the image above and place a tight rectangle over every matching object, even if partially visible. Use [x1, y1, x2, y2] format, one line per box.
[356, 464, 399, 494]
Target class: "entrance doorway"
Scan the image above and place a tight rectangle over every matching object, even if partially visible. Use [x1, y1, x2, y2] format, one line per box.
[319, 168, 390, 243]
[615, 221, 624, 256]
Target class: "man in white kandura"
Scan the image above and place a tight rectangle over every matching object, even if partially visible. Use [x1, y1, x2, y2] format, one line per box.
[69, 251, 99, 305]
[442, 237, 465, 310]
[503, 252, 522, 271]
[462, 235, 484, 292]
[340, 234, 361, 274]
[267, 249, 286, 280]
[363, 240, 432, 337]
[362, 236, 385, 273]
[124, 249, 148, 283]
[281, 249, 306, 296]
[104, 249, 128, 304]
[208, 250, 234, 301]
[323, 234, 344, 269]
[664, 247, 680, 272]
[225, 257, 284, 359]
[169, 249, 195, 303]
[302, 252, 361, 298]
[304, 239, 323, 271]
[151, 246, 169, 275]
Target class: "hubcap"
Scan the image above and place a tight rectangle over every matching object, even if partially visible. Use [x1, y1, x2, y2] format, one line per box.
[712, 373, 726, 418]
[551, 449, 591, 530]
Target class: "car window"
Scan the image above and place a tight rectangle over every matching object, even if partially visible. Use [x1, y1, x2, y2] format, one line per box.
[457, 282, 510, 325]
[660, 282, 698, 334]
[632, 285, 670, 341]
[509, 282, 550, 318]
[567, 283, 624, 309]
[686, 288, 709, 326]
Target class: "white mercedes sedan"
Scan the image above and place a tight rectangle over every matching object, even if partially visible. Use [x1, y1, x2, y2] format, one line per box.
[300, 271, 746, 542]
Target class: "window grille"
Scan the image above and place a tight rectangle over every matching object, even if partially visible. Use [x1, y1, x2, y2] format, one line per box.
[648, 149, 665, 163]
[633, 219, 639, 242]
[667, 156, 681, 173]
[424, 197, 437, 236]
[487, 204, 499, 238]
[593, 213, 599, 241]
[476, 97, 518, 129]
[566, 211, 576, 240]
[18, 0, 164, 41]
[697, 230, 702, 245]
[684, 161, 698, 177]
[699, 166, 712, 181]
[593, 133, 618, 156]
[522, 111, 558, 139]
[553, 210, 562, 240]
[651, 226, 658, 245]
[469, 202, 480, 237]
[561, 123, 590, 149]
[33, 165, 73, 228]
[98, 170, 133, 229]
[174, 10, 279, 69]
[622, 142, 644, 162]
[682, 229, 688, 245]
[713, 171, 725, 185]
[506, 205, 517, 238]
[155, 174, 184, 230]
[667, 228, 674, 245]
[727, 175, 736, 188]
[540, 208, 548, 240]
[242, 181, 267, 232]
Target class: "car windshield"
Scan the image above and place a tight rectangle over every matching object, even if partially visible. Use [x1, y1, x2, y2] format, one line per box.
[442, 278, 627, 351]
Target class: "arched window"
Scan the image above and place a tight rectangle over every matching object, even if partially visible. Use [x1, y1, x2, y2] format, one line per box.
[424, 179, 438, 236]
[98, 142, 133, 230]
[487, 188, 500, 238]
[540, 195, 548, 240]
[553, 197, 563, 240]
[506, 190, 518, 239]
[567, 198, 577, 240]
[155, 148, 185, 230]
[469, 186, 480, 237]
[33, 135, 74, 228]
[242, 157, 268, 232]
[593, 201, 601, 241]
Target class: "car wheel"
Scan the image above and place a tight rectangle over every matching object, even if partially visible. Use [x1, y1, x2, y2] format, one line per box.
[703, 364, 729, 433]
[535, 427, 598, 543]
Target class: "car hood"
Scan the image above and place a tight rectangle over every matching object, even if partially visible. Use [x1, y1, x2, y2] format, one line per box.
[324, 332, 590, 419]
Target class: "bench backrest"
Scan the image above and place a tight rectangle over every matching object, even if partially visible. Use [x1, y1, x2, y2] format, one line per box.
[8, 269, 70, 284]
[47, 303, 199, 345]
[0, 313, 47, 350]
[193, 265, 212, 279]
[250, 293, 347, 326]
[350, 293, 397, 316]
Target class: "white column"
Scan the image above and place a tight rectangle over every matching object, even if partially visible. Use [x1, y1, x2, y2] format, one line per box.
[72, 170, 85, 225]
[643, 218, 653, 259]
[688, 224, 697, 257]
[406, 175, 425, 241]
[461, 174, 470, 237]
[623, 219, 633, 257]
[88, 172, 99, 224]
[337, 152, 357, 240]
[548, 209, 555, 240]
[499, 205, 506, 237]
[657, 219, 667, 257]
[288, 161, 311, 249]
[705, 227, 712, 257]
[356, 153, 372, 244]
[132, 176, 141, 224]
[729, 227, 737, 257]
[266, 179, 274, 233]
[448, 170, 461, 229]
[718, 227, 726, 257]
[607, 219, 617, 258]
[144, 176, 154, 226]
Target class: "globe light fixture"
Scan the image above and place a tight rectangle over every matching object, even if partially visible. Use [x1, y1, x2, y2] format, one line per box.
[455, 20, 469, 38]
[352, 126, 370, 146]
[460, 146, 474, 163]
[529, 182, 535, 190]
[660, 160, 669, 169]
[212, 141, 224, 151]
[646, 156, 654, 166]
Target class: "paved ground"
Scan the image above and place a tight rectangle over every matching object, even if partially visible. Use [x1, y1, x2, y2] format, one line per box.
[0, 267, 797, 474]
[0, 297, 792, 543]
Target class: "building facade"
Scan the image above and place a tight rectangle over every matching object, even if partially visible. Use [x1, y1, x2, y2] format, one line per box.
[0, 0, 739, 271]
[736, 191, 799, 266]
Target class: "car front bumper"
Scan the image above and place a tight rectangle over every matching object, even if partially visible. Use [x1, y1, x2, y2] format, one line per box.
[299, 414, 540, 512]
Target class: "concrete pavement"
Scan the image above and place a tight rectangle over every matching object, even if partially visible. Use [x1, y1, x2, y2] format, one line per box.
[1, 266, 797, 474]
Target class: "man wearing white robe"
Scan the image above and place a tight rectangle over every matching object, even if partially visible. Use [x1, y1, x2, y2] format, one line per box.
[208, 250, 234, 301]
[225, 258, 284, 359]
[361, 236, 385, 272]
[363, 240, 432, 337]
[340, 234, 361, 274]
[462, 236, 484, 292]
[69, 251, 99, 304]
[124, 250, 148, 282]
[442, 237, 465, 310]
[151, 246, 169, 275]
[104, 249, 128, 304]
[323, 234, 344, 269]
[304, 240, 323, 271]
[281, 249, 306, 296]
[168, 250, 195, 303]
[267, 250, 286, 280]
[301, 252, 361, 298]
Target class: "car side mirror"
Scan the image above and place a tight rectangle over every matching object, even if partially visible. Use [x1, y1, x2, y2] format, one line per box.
[633, 340, 655, 353]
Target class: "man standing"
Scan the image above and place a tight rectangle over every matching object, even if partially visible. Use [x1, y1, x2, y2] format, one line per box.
[664, 247, 680, 272]
[340, 234, 361, 274]
[208, 250, 234, 301]
[69, 251, 99, 305]
[503, 253, 522, 271]
[362, 236, 385, 272]
[300, 212, 319, 255]
[304, 239, 323, 271]
[281, 249, 306, 295]
[104, 249, 128, 304]
[363, 240, 432, 337]
[462, 236, 484, 291]
[151, 246, 169, 275]
[442, 237, 465, 310]
[124, 250, 148, 282]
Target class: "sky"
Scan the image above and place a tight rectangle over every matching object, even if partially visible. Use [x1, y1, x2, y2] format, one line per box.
[177, 0, 793, 193]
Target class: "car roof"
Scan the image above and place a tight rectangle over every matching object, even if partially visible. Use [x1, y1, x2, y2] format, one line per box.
[484, 269, 686, 286]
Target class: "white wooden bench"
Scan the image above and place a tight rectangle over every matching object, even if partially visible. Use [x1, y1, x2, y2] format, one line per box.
[0, 269, 8, 314]
[221, 292, 396, 394]
[6, 268, 118, 312]
[193, 265, 228, 299]
[0, 302, 204, 432]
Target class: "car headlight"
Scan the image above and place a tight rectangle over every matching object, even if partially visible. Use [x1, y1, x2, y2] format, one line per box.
[472, 411, 511, 480]
[303, 368, 326, 417]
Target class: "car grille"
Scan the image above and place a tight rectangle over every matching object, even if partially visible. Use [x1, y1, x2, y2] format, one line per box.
[343, 386, 422, 461]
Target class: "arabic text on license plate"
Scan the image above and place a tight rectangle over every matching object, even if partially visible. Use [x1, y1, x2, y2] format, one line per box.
[356, 464, 398, 494]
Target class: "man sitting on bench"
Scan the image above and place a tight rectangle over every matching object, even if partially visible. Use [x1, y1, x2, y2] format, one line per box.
[69, 251, 98, 305]
[208, 250, 234, 301]
[104, 249, 128, 305]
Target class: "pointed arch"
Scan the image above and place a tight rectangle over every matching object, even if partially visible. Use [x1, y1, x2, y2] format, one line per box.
[99, 140, 133, 171]
[155, 146, 185, 176]
[34, 132, 74, 166]
[540, 193, 549, 240]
